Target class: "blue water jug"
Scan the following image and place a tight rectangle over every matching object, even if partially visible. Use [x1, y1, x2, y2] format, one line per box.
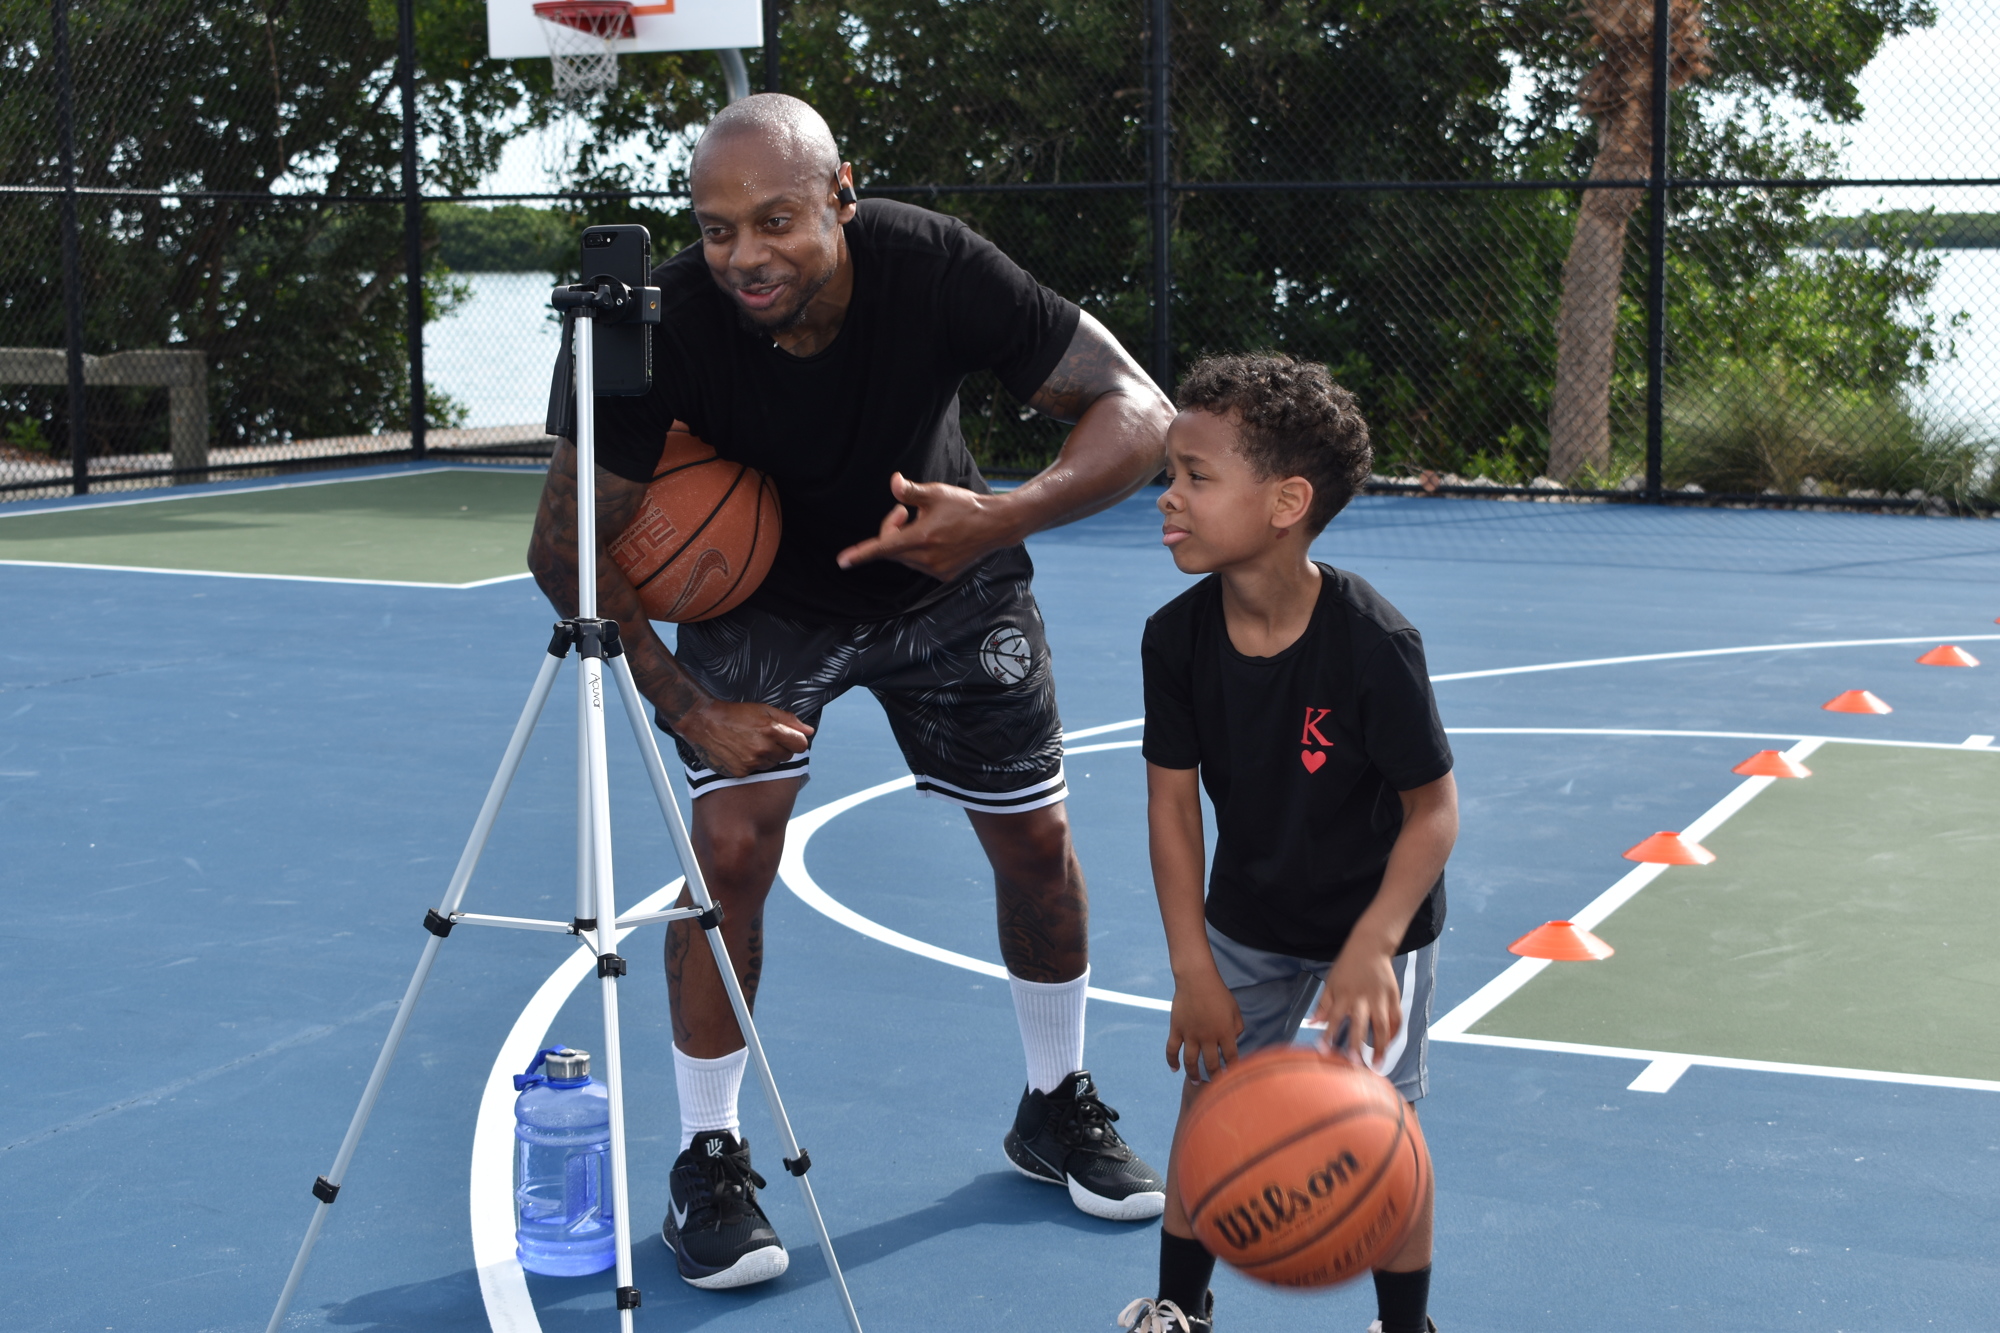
[513, 1046, 616, 1276]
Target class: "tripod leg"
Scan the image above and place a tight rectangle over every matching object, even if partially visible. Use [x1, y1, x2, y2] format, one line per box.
[266, 647, 567, 1333]
[580, 652, 640, 1331]
[607, 653, 866, 1333]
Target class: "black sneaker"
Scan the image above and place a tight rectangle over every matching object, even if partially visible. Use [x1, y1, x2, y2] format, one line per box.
[1116, 1292, 1213, 1333]
[1003, 1070, 1165, 1220]
[660, 1130, 789, 1289]
[1365, 1322, 1438, 1333]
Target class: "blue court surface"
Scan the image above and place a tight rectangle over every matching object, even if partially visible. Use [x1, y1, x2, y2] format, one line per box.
[4, 469, 1998, 1332]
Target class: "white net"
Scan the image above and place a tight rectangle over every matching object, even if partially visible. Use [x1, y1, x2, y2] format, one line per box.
[533, 1, 631, 103]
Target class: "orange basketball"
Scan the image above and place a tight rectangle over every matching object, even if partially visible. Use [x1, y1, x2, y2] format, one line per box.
[1177, 1046, 1429, 1288]
[609, 423, 780, 623]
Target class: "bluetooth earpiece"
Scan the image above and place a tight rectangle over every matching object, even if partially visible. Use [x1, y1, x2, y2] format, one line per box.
[836, 183, 858, 206]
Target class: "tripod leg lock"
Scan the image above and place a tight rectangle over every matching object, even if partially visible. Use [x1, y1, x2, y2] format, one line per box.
[312, 1176, 341, 1204]
[423, 908, 455, 938]
[696, 904, 724, 930]
[616, 1286, 642, 1310]
[571, 917, 597, 934]
[596, 952, 628, 978]
[783, 1150, 812, 1177]
[545, 621, 577, 658]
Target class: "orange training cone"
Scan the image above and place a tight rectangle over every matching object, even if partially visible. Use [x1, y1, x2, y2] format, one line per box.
[1823, 689, 1892, 714]
[1509, 920, 1614, 961]
[1623, 831, 1716, 865]
[1916, 644, 1980, 667]
[1733, 749, 1812, 778]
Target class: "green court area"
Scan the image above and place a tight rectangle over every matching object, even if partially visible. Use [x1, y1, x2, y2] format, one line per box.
[0, 468, 545, 584]
[1470, 742, 2000, 1082]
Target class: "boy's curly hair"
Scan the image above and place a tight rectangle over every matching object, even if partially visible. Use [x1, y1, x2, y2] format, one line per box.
[1175, 353, 1372, 533]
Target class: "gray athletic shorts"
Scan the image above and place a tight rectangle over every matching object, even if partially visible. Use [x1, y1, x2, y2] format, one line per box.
[1199, 922, 1436, 1102]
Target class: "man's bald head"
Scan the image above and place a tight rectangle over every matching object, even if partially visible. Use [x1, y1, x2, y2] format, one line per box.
[690, 93, 841, 188]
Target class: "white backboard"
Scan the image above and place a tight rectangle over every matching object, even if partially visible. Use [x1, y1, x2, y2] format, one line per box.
[487, 0, 763, 60]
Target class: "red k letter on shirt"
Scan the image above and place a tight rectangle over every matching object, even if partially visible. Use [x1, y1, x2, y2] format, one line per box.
[1301, 707, 1332, 748]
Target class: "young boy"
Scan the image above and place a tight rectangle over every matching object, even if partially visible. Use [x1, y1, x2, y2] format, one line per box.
[1118, 353, 1458, 1333]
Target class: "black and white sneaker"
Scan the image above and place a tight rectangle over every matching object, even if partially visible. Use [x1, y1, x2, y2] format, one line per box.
[1004, 1070, 1166, 1220]
[660, 1130, 789, 1289]
[1116, 1292, 1213, 1333]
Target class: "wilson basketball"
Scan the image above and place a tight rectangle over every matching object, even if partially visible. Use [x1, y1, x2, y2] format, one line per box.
[609, 423, 780, 623]
[1177, 1046, 1429, 1288]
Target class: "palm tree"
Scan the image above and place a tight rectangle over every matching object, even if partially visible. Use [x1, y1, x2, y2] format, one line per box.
[1547, 0, 1711, 482]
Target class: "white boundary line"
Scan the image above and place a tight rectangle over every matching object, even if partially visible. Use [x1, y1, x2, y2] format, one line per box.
[1428, 633, 2000, 682]
[1431, 735, 2000, 1095]
[469, 637, 2000, 1327]
[0, 557, 532, 590]
[471, 877, 686, 1333]
[0, 463, 509, 517]
[0, 464, 541, 587]
[777, 741, 1169, 1012]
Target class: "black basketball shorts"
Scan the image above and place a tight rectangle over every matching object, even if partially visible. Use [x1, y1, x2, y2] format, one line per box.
[663, 562, 1068, 815]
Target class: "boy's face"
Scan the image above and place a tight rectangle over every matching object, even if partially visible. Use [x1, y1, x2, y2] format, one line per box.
[1157, 408, 1308, 574]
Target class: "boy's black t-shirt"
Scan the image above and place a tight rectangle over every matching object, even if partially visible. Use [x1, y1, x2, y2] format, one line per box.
[1141, 566, 1454, 961]
[591, 199, 1081, 624]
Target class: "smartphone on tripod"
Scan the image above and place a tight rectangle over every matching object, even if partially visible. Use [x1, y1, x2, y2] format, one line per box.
[580, 225, 652, 396]
[545, 224, 655, 438]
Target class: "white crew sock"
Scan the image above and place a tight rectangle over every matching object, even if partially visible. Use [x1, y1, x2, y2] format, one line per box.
[673, 1045, 747, 1151]
[1008, 968, 1090, 1095]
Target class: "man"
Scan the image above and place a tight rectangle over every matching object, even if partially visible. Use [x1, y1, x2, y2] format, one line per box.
[527, 94, 1172, 1291]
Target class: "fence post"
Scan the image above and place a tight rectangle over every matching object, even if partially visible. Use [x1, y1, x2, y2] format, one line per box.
[762, 0, 781, 92]
[53, 0, 88, 496]
[1147, 0, 1171, 393]
[398, 0, 426, 458]
[1642, 0, 1671, 501]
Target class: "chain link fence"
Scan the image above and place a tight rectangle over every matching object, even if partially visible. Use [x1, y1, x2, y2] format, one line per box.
[6, 0, 1997, 511]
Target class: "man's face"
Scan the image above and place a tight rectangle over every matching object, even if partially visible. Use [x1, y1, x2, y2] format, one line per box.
[690, 135, 854, 335]
[1158, 409, 1301, 574]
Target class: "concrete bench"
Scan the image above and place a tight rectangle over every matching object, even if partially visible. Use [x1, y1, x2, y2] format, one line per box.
[0, 348, 208, 477]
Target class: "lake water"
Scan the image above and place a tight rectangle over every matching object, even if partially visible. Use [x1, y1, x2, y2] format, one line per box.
[428, 257, 2000, 434]
[427, 272, 567, 428]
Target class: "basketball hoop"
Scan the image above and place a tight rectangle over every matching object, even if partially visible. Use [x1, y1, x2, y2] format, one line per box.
[533, 0, 635, 102]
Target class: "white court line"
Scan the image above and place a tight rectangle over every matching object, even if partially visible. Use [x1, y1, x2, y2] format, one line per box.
[0, 557, 532, 589]
[471, 877, 686, 1333]
[472, 634, 2000, 1326]
[1428, 633, 2000, 682]
[0, 463, 502, 517]
[777, 752, 1170, 1012]
[1431, 735, 2000, 1096]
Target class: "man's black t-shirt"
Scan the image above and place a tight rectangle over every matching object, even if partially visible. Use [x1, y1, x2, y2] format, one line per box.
[592, 199, 1081, 623]
[1141, 566, 1454, 961]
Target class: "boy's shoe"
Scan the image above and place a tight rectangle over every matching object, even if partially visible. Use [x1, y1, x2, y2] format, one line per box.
[660, 1130, 789, 1289]
[1365, 1322, 1438, 1332]
[1116, 1292, 1213, 1333]
[1004, 1070, 1166, 1220]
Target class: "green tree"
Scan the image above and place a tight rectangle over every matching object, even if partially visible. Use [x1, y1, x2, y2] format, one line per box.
[0, 0, 518, 453]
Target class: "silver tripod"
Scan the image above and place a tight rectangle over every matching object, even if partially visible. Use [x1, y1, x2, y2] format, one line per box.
[265, 282, 863, 1333]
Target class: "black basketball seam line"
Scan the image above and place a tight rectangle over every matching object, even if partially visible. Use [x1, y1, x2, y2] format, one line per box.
[1187, 1097, 1413, 1269]
[1231, 1111, 1413, 1275]
[650, 456, 715, 484]
[696, 472, 770, 620]
[632, 463, 749, 595]
[626, 455, 724, 589]
[1182, 1100, 1395, 1222]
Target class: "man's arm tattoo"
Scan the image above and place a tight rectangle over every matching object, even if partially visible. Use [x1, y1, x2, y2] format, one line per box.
[1025, 316, 1159, 424]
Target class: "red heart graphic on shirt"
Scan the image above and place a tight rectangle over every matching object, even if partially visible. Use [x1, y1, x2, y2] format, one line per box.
[1301, 750, 1326, 773]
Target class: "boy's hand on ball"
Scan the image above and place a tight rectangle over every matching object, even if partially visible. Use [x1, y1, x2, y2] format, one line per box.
[836, 472, 1019, 580]
[1167, 970, 1243, 1080]
[1316, 944, 1403, 1072]
[676, 699, 813, 778]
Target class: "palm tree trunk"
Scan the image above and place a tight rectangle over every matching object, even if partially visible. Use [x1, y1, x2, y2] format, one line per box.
[1546, 0, 1710, 483]
[1548, 100, 1648, 481]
